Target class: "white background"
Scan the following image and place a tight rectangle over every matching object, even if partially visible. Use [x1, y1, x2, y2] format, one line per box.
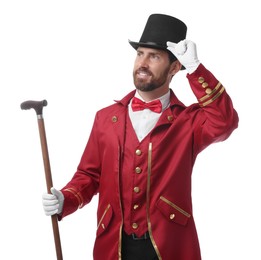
[1, 0, 260, 259]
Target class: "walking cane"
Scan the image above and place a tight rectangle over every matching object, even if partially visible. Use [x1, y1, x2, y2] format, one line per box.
[21, 100, 63, 260]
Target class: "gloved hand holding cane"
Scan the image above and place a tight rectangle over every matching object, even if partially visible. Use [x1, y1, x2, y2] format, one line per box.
[43, 187, 64, 216]
[167, 39, 200, 74]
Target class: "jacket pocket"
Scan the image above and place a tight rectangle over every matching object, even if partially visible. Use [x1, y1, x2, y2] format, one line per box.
[97, 204, 113, 237]
[156, 196, 191, 226]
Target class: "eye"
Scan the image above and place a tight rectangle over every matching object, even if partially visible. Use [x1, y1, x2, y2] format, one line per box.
[151, 54, 160, 60]
[137, 51, 143, 57]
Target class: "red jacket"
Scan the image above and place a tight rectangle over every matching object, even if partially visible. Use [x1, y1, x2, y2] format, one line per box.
[60, 64, 238, 259]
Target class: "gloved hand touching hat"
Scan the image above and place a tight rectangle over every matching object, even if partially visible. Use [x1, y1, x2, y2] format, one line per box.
[42, 187, 64, 216]
[167, 40, 200, 74]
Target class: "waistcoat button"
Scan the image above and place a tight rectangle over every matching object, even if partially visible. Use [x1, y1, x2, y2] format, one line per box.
[133, 187, 140, 193]
[132, 223, 138, 229]
[135, 167, 142, 174]
[135, 149, 142, 156]
[133, 204, 139, 210]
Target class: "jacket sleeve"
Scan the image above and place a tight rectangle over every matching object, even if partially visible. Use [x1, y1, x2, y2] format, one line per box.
[187, 64, 239, 153]
[59, 114, 101, 219]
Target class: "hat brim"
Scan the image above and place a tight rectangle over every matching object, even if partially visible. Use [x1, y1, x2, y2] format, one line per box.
[128, 40, 185, 70]
[128, 40, 166, 50]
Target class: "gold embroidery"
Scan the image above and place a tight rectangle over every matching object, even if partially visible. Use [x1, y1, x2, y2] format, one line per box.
[97, 204, 111, 230]
[147, 143, 162, 260]
[64, 188, 84, 208]
[160, 196, 191, 218]
[202, 86, 225, 107]
[118, 225, 123, 259]
[117, 146, 123, 260]
[199, 82, 222, 102]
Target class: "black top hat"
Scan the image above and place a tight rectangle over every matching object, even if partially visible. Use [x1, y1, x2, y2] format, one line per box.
[129, 14, 187, 66]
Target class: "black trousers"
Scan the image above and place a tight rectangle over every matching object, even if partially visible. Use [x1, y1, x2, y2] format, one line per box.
[121, 231, 159, 260]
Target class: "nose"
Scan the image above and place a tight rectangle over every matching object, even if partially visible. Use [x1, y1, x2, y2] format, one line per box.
[138, 56, 149, 68]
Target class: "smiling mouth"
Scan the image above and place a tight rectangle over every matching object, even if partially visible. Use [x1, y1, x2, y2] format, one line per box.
[136, 69, 152, 79]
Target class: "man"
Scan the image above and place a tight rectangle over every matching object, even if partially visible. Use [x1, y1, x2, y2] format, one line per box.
[42, 14, 238, 259]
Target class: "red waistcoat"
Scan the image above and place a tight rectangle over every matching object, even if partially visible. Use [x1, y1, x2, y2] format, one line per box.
[121, 113, 153, 237]
[60, 64, 239, 260]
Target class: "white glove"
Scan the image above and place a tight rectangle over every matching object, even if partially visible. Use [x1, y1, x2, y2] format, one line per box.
[42, 187, 64, 216]
[167, 40, 200, 74]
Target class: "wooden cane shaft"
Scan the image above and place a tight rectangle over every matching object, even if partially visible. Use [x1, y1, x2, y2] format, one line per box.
[37, 119, 53, 191]
[37, 118, 63, 260]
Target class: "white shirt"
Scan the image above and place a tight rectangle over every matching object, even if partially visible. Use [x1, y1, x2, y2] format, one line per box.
[128, 90, 170, 141]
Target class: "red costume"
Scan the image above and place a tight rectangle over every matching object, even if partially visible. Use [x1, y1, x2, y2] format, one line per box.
[60, 64, 238, 259]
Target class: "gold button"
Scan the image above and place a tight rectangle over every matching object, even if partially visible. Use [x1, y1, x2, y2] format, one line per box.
[198, 77, 205, 83]
[112, 116, 118, 122]
[170, 213, 175, 220]
[133, 187, 140, 193]
[132, 223, 138, 229]
[205, 88, 212, 95]
[135, 167, 142, 174]
[135, 149, 142, 156]
[167, 115, 173, 122]
[133, 204, 139, 210]
[202, 82, 208, 88]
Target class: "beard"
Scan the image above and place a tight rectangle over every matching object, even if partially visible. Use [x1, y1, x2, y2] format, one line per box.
[133, 67, 170, 92]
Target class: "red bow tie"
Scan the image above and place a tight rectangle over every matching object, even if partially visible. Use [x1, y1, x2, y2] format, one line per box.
[131, 97, 162, 113]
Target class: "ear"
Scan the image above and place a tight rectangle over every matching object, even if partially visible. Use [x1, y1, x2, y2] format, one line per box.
[170, 60, 182, 76]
